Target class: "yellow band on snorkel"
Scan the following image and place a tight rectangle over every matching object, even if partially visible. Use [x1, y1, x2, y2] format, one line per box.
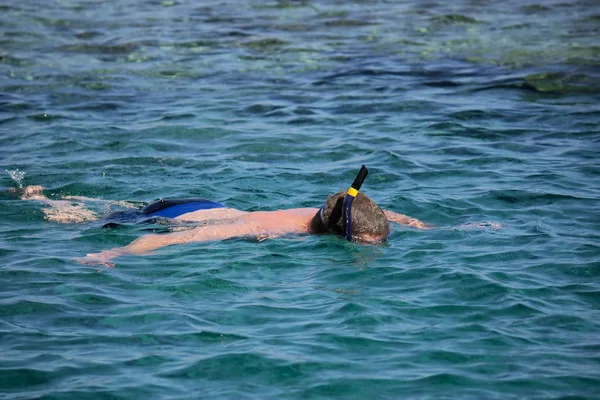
[346, 187, 359, 197]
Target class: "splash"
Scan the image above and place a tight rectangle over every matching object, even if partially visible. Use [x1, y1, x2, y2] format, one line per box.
[5, 169, 26, 188]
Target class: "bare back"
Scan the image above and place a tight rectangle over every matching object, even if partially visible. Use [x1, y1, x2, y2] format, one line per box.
[175, 207, 248, 223]
[236, 208, 318, 236]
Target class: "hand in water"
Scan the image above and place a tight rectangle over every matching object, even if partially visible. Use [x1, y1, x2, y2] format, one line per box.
[10, 185, 46, 200]
[75, 250, 123, 268]
[410, 220, 434, 230]
[455, 221, 502, 230]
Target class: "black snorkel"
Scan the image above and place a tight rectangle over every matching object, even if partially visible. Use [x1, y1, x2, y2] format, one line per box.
[342, 165, 368, 241]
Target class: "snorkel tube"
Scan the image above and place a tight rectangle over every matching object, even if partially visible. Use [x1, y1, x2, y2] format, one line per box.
[343, 165, 368, 241]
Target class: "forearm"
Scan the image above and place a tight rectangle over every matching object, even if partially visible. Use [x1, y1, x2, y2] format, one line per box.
[78, 231, 192, 267]
[383, 210, 431, 229]
[123, 234, 168, 254]
[83, 235, 166, 264]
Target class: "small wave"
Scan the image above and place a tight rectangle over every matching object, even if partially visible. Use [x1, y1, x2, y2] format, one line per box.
[242, 38, 289, 51]
[60, 41, 143, 55]
[430, 14, 481, 24]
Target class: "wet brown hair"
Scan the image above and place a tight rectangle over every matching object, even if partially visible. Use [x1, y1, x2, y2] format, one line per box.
[310, 191, 389, 241]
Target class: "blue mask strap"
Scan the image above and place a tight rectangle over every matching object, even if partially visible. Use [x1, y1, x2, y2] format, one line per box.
[343, 194, 355, 241]
[343, 165, 369, 241]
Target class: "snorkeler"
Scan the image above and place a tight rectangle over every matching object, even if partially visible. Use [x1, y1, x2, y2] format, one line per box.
[16, 166, 430, 267]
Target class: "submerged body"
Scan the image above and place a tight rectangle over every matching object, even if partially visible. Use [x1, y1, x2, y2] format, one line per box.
[17, 185, 429, 267]
[84, 206, 425, 267]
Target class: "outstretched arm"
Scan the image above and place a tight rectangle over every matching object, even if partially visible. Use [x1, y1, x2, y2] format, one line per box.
[78, 222, 259, 267]
[17, 185, 138, 223]
[383, 210, 432, 229]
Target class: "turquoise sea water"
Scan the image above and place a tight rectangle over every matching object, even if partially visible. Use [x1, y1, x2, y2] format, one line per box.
[1, 1, 600, 398]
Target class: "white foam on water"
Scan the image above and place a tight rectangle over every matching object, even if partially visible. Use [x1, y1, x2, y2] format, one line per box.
[6, 169, 26, 188]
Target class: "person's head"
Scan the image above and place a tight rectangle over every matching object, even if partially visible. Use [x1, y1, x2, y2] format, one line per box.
[310, 191, 389, 243]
